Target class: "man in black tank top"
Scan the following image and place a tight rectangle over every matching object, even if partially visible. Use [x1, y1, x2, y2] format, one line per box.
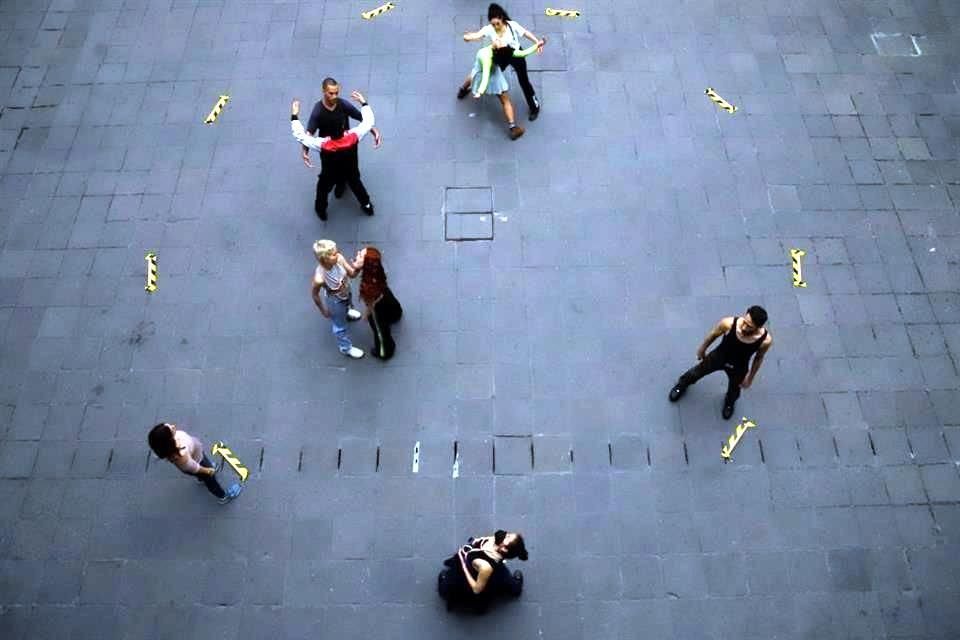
[668, 305, 774, 420]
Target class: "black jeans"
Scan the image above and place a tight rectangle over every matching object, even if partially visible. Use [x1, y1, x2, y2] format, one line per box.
[315, 170, 370, 213]
[677, 350, 747, 406]
[196, 454, 226, 499]
[488, 562, 523, 596]
[439, 562, 521, 613]
[368, 287, 402, 360]
[497, 54, 537, 112]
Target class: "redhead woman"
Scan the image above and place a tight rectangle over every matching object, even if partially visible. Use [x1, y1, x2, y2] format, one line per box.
[357, 247, 403, 360]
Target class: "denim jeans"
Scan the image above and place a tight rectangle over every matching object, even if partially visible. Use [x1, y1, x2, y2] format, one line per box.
[327, 293, 353, 353]
[196, 454, 226, 499]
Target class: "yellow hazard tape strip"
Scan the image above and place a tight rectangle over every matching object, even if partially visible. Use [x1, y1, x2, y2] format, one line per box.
[705, 87, 737, 114]
[203, 95, 230, 124]
[362, 2, 394, 19]
[721, 417, 756, 462]
[790, 248, 807, 288]
[144, 252, 157, 293]
[545, 7, 580, 17]
[211, 441, 250, 482]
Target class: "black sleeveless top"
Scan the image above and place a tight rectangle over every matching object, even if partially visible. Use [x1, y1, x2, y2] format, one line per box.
[463, 538, 503, 580]
[715, 317, 767, 370]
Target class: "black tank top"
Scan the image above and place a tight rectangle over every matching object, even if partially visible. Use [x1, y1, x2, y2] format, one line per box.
[715, 317, 766, 369]
[463, 541, 503, 580]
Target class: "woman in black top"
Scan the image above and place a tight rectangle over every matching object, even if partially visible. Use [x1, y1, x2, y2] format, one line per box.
[357, 246, 402, 360]
[439, 530, 528, 612]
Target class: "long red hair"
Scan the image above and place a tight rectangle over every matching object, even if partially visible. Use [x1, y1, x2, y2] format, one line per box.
[359, 247, 387, 303]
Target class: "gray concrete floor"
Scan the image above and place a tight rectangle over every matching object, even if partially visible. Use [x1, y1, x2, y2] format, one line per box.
[1, 0, 959, 638]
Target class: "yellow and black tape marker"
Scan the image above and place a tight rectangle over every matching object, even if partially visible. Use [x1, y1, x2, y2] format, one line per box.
[790, 248, 807, 288]
[361, 2, 394, 20]
[211, 441, 249, 482]
[705, 87, 737, 114]
[144, 252, 157, 293]
[545, 7, 580, 17]
[721, 417, 756, 462]
[203, 95, 230, 124]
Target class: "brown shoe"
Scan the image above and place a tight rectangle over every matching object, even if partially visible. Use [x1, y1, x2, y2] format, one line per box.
[457, 86, 469, 100]
[509, 126, 525, 140]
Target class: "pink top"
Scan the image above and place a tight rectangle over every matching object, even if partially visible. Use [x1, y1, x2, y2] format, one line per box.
[169, 429, 204, 475]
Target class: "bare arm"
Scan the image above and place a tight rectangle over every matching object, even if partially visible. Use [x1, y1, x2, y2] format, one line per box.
[457, 550, 493, 595]
[463, 29, 485, 42]
[311, 278, 330, 317]
[337, 253, 362, 278]
[697, 317, 732, 359]
[520, 26, 544, 49]
[743, 334, 773, 387]
[171, 453, 202, 476]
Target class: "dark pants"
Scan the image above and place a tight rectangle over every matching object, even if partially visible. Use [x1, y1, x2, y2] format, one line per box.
[438, 559, 522, 612]
[368, 287, 402, 360]
[496, 54, 538, 112]
[196, 454, 226, 499]
[677, 350, 747, 406]
[315, 170, 370, 214]
[487, 562, 523, 597]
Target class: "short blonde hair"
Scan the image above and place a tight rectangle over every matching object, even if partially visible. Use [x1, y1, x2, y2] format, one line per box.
[313, 239, 337, 259]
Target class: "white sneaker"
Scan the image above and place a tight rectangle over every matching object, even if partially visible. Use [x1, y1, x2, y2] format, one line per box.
[347, 308, 362, 321]
[342, 346, 364, 359]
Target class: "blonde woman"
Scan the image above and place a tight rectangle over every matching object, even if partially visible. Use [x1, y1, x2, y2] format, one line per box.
[311, 239, 366, 358]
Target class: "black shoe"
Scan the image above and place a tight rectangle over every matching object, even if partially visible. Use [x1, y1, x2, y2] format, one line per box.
[361, 202, 374, 216]
[722, 403, 735, 420]
[669, 385, 685, 402]
[334, 182, 346, 199]
[529, 96, 541, 121]
[315, 208, 327, 221]
[512, 570, 524, 595]
[457, 86, 469, 100]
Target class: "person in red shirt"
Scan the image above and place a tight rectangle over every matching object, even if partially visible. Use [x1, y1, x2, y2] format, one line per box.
[291, 91, 375, 220]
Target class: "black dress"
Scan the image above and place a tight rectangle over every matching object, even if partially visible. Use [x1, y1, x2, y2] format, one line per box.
[438, 539, 522, 611]
[368, 286, 402, 360]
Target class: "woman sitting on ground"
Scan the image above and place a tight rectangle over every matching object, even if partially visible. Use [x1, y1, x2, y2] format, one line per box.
[438, 530, 528, 612]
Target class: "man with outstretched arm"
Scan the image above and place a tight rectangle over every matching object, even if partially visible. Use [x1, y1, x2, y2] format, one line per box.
[291, 91, 375, 221]
[300, 78, 381, 213]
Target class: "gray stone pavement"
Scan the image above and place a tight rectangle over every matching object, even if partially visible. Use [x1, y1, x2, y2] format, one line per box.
[1, 0, 959, 637]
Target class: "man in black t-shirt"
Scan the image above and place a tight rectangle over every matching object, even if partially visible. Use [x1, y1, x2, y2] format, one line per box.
[301, 77, 381, 214]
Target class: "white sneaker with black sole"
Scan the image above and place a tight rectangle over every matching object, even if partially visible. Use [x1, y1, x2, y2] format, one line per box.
[342, 346, 364, 359]
[347, 308, 362, 321]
